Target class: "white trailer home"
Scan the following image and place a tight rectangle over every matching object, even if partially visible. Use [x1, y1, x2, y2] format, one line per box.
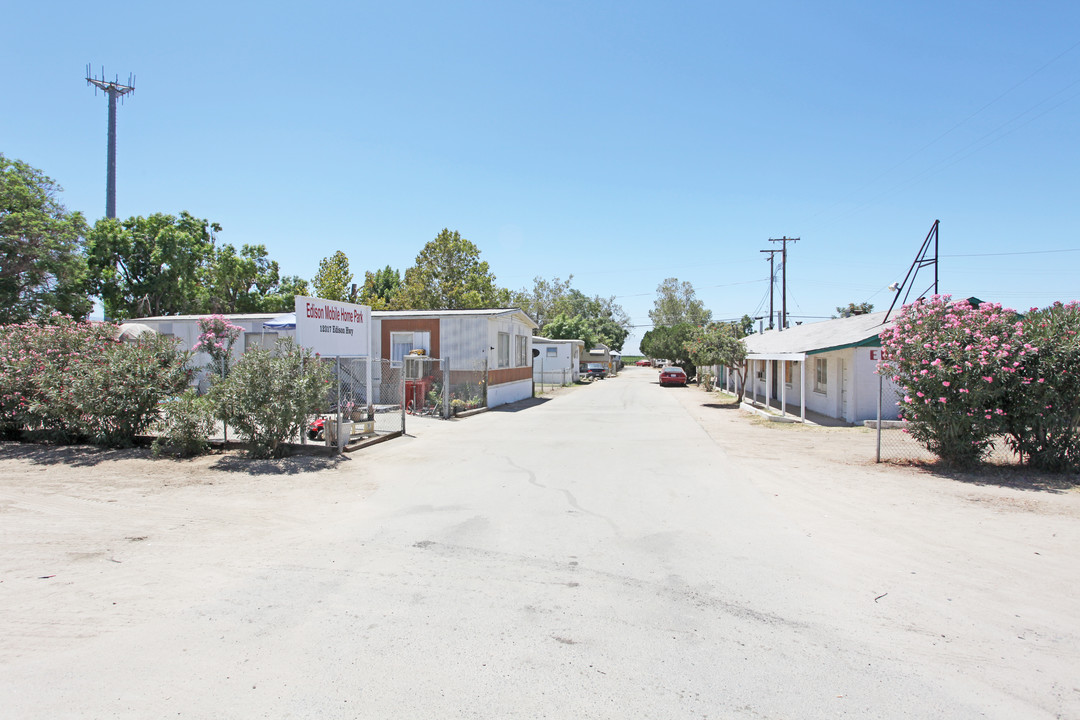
[727, 311, 901, 424]
[374, 309, 538, 408]
[531, 337, 584, 386]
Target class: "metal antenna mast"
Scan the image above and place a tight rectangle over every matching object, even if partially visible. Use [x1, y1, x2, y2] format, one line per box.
[768, 236, 799, 331]
[86, 65, 135, 219]
[883, 220, 940, 323]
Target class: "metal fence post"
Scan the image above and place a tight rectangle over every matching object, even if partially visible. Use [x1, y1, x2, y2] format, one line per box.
[400, 363, 406, 433]
[443, 356, 450, 419]
[876, 373, 883, 463]
[336, 355, 343, 454]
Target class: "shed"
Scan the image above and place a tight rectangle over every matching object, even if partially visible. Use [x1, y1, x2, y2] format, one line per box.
[728, 310, 900, 424]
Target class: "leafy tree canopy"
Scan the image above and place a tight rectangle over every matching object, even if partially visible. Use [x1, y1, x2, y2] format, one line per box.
[836, 301, 874, 318]
[684, 322, 749, 401]
[207, 243, 306, 313]
[360, 265, 402, 310]
[395, 229, 509, 310]
[0, 154, 92, 323]
[542, 312, 598, 350]
[312, 250, 354, 302]
[649, 277, 711, 328]
[510, 277, 632, 351]
[640, 323, 697, 377]
[86, 212, 217, 320]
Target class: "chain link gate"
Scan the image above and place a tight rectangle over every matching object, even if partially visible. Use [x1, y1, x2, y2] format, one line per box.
[308, 357, 405, 449]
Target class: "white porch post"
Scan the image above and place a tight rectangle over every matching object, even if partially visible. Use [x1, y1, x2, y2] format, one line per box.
[765, 360, 772, 411]
[781, 360, 787, 417]
[800, 359, 807, 423]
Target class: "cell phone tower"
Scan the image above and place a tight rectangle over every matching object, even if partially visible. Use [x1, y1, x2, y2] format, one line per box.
[86, 65, 135, 219]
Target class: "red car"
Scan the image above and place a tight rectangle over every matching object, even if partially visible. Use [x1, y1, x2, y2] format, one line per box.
[659, 366, 687, 386]
[635, 359, 651, 366]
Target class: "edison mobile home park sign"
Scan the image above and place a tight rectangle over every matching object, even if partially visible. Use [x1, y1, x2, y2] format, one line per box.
[294, 296, 372, 357]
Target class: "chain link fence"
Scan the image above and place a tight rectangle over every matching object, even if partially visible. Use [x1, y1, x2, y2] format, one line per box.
[872, 376, 1021, 465]
[400, 355, 489, 418]
[309, 357, 405, 448]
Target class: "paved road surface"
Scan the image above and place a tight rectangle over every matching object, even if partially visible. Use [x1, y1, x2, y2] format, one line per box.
[2, 369, 1077, 718]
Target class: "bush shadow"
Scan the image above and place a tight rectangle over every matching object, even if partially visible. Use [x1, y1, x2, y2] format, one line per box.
[0, 440, 152, 468]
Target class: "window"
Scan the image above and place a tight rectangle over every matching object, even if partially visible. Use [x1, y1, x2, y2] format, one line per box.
[785, 361, 793, 385]
[515, 335, 528, 367]
[498, 332, 510, 368]
[814, 358, 828, 393]
[390, 331, 431, 365]
[545, 346, 558, 357]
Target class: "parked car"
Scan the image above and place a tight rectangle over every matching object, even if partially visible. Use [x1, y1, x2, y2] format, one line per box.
[634, 359, 651, 366]
[580, 362, 607, 379]
[659, 366, 687, 386]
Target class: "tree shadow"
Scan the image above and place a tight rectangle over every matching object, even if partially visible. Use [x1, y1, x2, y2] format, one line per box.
[886, 458, 1078, 493]
[0, 441, 152, 468]
[209, 451, 348, 475]
[702, 401, 742, 410]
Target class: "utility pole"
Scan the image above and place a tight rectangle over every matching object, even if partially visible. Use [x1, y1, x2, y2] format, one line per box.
[759, 249, 781, 330]
[86, 65, 135, 219]
[768, 236, 799, 330]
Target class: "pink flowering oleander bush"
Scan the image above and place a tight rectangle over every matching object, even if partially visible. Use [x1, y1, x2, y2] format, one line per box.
[194, 315, 244, 381]
[0, 315, 191, 446]
[1002, 302, 1080, 471]
[0, 316, 116, 441]
[878, 296, 1022, 466]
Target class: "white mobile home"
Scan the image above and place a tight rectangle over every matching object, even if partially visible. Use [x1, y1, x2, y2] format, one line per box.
[532, 337, 584, 385]
[373, 309, 539, 408]
[729, 311, 900, 424]
[130, 307, 539, 408]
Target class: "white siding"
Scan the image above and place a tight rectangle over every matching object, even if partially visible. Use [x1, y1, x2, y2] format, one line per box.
[488, 379, 532, 407]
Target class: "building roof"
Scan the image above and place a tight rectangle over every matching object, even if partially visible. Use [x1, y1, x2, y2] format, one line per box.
[744, 310, 893, 359]
[373, 308, 538, 328]
[532, 336, 585, 346]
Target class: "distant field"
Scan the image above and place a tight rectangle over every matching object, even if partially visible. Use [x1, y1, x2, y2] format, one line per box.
[620, 355, 644, 364]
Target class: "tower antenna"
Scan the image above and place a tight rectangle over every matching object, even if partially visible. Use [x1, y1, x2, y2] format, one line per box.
[86, 64, 135, 219]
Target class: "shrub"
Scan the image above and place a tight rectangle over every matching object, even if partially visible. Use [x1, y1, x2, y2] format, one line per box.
[68, 332, 192, 447]
[152, 389, 216, 457]
[212, 338, 331, 458]
[0, 317, 190, 446]
[0, 316, 116, 442]
[1002, 302, 1080, 471]
[194, 315, 244, 380]
[879, 296, 1022, 466]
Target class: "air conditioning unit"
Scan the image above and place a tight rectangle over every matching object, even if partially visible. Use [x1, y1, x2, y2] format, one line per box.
[404, 355, 425, 380]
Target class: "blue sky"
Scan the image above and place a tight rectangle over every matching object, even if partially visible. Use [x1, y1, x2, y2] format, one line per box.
[4, 1, 1079, 353]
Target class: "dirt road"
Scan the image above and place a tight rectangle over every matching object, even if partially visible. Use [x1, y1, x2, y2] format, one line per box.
[1, 367, 1077, 718]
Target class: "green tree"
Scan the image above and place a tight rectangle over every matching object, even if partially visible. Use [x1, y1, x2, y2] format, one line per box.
[0, 154, 92, 322]
[395, 229, 509, 310]
[359, 265, 402, 310]
[510, 275, 575, 328]
[312, 250, 354, 302]
[207, 243, 306, 313]
[542, 312, 598, 350]
[640, 323, 697, 378]
[511, 278, 632, 351]
[649, 277, 711, 328]
[86, 212, 217, 319]
[835, 301, 874, 318]
[684, 322, 749, 402]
